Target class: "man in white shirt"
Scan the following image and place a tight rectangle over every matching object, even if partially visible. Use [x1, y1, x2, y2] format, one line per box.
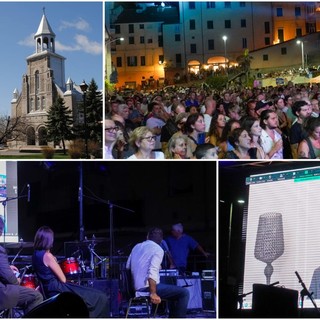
[260, 110, 283, 159]
[203, 98, 217, 133]
[126, 227, 189, 318]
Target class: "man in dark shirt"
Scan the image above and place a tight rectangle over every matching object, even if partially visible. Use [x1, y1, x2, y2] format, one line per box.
[289, 100, 312, 158]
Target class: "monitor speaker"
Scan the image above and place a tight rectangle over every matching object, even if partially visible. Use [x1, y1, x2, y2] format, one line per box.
[24, 292, 89, 318]
[252, 283, 298, 318]
[201, 279, 215, 312]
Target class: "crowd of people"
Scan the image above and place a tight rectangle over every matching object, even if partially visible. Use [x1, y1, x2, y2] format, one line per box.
[105, 82, 320, 159]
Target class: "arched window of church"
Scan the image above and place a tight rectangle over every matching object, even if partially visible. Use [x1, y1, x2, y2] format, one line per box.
[26, 127, 36, 146]
[35, 71, 40, 94]
[30, 98, 34, 112]
[36, 97, 40, 111]
[38, 127, 47, 146]
[37, 38, 41, 53]
[42, 97, 46, 110]
[43, 37, 49, 50]
[50, 38, 54, 52]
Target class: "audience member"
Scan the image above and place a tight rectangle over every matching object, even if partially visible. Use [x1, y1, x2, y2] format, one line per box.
[260, 109, 283, 159]
[194, 143, 218, 159]
[224, 128, 257, 159]
[128, 126, 165, 159]
[297, 117, 320, 159]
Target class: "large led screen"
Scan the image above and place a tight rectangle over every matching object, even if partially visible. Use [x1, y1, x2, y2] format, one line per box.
[242, 166, 320, 309]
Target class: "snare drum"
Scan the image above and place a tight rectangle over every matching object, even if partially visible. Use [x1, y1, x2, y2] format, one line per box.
[21, 274, 37, 289]
[59, 257, 81, 276]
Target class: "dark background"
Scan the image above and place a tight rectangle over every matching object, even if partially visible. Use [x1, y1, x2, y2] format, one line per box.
[7, 161, 215, 274]
[219, 160, 320, 318]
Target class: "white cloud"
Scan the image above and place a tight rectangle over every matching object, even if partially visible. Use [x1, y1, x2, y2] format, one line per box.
[59, 18, 91, 32]
[74, 34, 102, 55]
[56, 35, 101, 55]
[18, 33, 34, 47]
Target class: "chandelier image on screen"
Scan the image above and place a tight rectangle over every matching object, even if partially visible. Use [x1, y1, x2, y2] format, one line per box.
[254, 212, 284, 285]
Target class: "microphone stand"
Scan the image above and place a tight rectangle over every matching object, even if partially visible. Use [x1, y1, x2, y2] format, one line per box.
[237, 291, 252, 310]
[162, 245, 192, 287]
[295, 271, 320, 314]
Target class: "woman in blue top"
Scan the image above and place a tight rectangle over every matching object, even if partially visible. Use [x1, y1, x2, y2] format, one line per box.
[32, 226, 109, 318]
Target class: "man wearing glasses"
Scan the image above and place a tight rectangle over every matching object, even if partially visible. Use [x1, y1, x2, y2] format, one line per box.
[104, 117, 119, 159]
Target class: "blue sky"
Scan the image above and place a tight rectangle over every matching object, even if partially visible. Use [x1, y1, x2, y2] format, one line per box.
[0, 2, 103, 115]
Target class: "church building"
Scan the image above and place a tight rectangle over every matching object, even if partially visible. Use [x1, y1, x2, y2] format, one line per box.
[10, 10, 83, 149]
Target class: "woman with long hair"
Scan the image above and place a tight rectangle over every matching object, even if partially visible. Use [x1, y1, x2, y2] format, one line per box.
[32, 226, 109, 318]
[207, 113, 226, 147]
[241, 116, 269, 159]
[298, 117, 320, 159]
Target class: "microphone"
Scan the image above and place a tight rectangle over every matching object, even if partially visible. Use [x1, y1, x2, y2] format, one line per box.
[295, 271, 303, 283]
[27, 184, 30, 202]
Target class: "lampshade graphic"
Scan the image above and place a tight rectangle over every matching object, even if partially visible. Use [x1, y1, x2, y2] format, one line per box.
[254, 212, 284, 285]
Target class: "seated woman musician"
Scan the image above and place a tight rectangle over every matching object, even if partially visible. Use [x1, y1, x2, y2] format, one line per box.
[32, 226, 109, 318]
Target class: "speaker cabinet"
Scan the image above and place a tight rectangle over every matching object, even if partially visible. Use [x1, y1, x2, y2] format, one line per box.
[82, 279, 120, 317]
[177, 277, 202, 310]
[201, 279, 215, 312]
[24, 292, 89, 318]
[252, 283, 298, 318]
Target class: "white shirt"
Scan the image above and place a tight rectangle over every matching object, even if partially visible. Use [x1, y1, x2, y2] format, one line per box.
[203, 114, 212, 132]
[126, 240, 164, 291]
[260, 129, 283, 159]
[104, 145, 114, 159]
[127, 151, 165, 160]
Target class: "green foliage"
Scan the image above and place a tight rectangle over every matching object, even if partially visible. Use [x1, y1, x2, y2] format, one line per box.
[205, 75, 228, 91]
[45, 97, 74, 155]
[105, 79, 116, 95]
[83, 79, 103, 146]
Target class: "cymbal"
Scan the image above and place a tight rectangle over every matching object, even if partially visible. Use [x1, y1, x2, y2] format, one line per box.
[3, 242, 34, 249]
[82, 237, 109, 244]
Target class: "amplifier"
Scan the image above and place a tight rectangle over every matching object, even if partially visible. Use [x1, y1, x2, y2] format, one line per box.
[177, 277, 202, 310]
[201, 279, 215, 312]
[252, 283, 298, 318]
[127, 304, 149, 317]
[202, 269, 215, 280]
[159, 269, 179, 277]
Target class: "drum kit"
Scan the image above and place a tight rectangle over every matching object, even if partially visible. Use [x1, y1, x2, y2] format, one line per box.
[6, 236, 110, 290]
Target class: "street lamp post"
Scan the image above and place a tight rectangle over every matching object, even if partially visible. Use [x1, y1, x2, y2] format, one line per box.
[80, 80, 89, 159]
[297, 40, 305, 70]
[105, 37, 124, 83]
[222, 36, 228, 77]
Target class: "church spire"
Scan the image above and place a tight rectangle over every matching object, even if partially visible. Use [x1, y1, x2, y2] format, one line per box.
[34, 9, 56, 54]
